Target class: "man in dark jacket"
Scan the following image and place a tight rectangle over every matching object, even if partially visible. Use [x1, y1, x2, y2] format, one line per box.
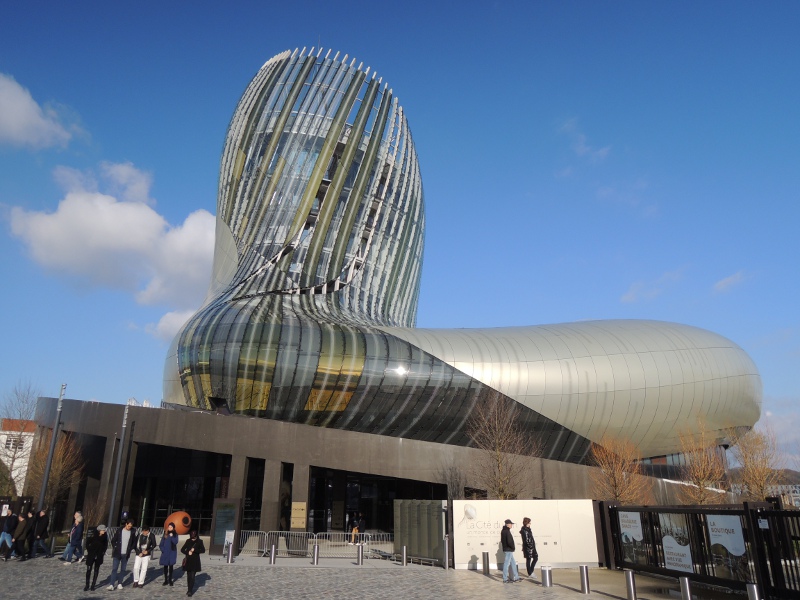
[5, 512, 30, 561]
[500, 518, 520, 583]
[29, 508, 50, 558]
[107, 519, 136, 590]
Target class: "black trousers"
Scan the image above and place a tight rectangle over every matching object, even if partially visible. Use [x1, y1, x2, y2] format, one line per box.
[525, 554, 538, 576]
[187, 570, 196, 592]
[6, 539, 26, 560]
[85, 556, 103, 588]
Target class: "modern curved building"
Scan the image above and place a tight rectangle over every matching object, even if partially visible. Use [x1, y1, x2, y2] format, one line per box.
[164, 47, 761, 465]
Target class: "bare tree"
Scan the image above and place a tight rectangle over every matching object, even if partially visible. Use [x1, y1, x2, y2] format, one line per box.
[24, 431, 84, 509]
[82, 491, 109, 528]
[589, 435, 652, 504]
[678, 421, 728, 505]
[436, 460, 468, 501]
[0, 381, 40, 496]
[465, 391, 540, 499]
[729, 425, 785, 502]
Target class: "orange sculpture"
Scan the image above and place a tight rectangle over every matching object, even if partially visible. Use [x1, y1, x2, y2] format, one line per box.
[165, 511, 192, 535]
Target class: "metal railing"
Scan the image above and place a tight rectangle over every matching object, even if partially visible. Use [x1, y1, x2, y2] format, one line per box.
[238, 530, 269, 556]
[239, 530, 394, 559]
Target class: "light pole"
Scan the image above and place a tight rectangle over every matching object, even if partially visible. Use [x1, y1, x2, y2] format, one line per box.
[38, 383, 66, 510]
[107, 403, 130, 526]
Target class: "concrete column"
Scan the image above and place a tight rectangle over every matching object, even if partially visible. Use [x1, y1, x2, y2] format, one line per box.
[97, 435, 118, 518]
[291, 464, 309, 504]
[120, 441, 138, 517]
[227, 454, 248, 500]
[65, 483, 80, 529]
[259, 460, 282, 532]
[290, 464, 310, 531]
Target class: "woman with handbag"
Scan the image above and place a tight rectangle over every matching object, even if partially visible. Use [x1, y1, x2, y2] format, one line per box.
[180, 529, 205, 597]
[159, 522, 179, 586]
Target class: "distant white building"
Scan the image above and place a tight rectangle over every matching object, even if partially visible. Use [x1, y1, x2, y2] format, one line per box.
[0, 419, 36, 496]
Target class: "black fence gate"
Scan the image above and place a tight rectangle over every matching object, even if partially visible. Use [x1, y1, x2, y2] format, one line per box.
[598, 502, 800, 600]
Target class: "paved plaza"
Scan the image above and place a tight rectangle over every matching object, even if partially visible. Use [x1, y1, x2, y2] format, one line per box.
[0, 554, 747, 600]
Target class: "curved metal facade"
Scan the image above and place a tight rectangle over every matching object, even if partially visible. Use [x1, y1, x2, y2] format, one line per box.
[164, 48, 761, 462]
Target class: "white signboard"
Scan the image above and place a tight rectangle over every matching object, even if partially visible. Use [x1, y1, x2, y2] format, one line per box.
[619, 511, 643, 542]
[618, 511, 648, 565]
[658, 513, 693, 573]
[707, 515, 745, 556]
[452, 499, 598, 569]
[707, 514, 749, 581]
[662, 535, 694, 572]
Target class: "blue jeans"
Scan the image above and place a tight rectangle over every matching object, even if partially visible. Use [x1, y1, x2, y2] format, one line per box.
[62, 542, 83, 561]
[110, 556, 129, 587]
[31, 538, 49, 557]
[0, 532, 11, 553]
[502, 551, 519, 582]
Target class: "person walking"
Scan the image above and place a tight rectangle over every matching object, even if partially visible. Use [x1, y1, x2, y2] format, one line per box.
[0, 508, 15, 558]
[29, 508, 50, 558]
[83, 524, 108, 591]
[60, 512, 84, 563]
[107, 519, 136, 590]
[520, 517, 538, 577]
[159, 522, 179, 586]
[357, 512, 367, 545]
[349, 513, 359, 545]
[501, 518, 520, 583]
[181, 529, 205, 597]
[5, 512, 30, 561]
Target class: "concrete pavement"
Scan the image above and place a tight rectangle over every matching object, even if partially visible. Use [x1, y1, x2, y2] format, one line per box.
[0, 554, 748, 599]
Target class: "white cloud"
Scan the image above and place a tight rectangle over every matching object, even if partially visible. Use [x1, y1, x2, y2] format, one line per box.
[714, 270, 746, 293]
[560, 118, 611, 164]
[9, 162, 215, 337]
[0, 73, 73, 149]
[621, 268, 685, 303]
[758, 397, 800, 468]
[145, 309, 197, 341]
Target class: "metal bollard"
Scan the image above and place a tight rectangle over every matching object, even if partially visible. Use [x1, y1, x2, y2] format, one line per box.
[402, 545, 407, 566]
[482, 551, 490, 575]
[443, 534, 449, 570]
[226, 541, 234, 563]
[357, 543, 364, 565]
[746, 583, 760, 600]
[625, 569, 637, 600]
[679, 576, 692, 600]
[579, 565, 590, 594]
[312, 543, 319, 565]
[541, 566, 553, 587]
[269, 543, 277, 564]
[49, 536, 57, 557]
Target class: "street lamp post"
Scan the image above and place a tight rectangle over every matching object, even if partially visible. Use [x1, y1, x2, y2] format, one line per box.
[37, 384, 66, 510]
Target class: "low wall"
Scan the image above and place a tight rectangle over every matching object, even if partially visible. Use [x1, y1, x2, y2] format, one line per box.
[453, 499, 599, 569]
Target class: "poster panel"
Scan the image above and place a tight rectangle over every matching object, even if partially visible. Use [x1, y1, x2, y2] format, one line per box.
[707, 514, 749, 581]
[658, 513, 693, 573]
[618, 511, 647, 565]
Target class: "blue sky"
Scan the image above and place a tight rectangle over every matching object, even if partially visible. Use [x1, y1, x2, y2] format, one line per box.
[1, 2, 798, 453]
